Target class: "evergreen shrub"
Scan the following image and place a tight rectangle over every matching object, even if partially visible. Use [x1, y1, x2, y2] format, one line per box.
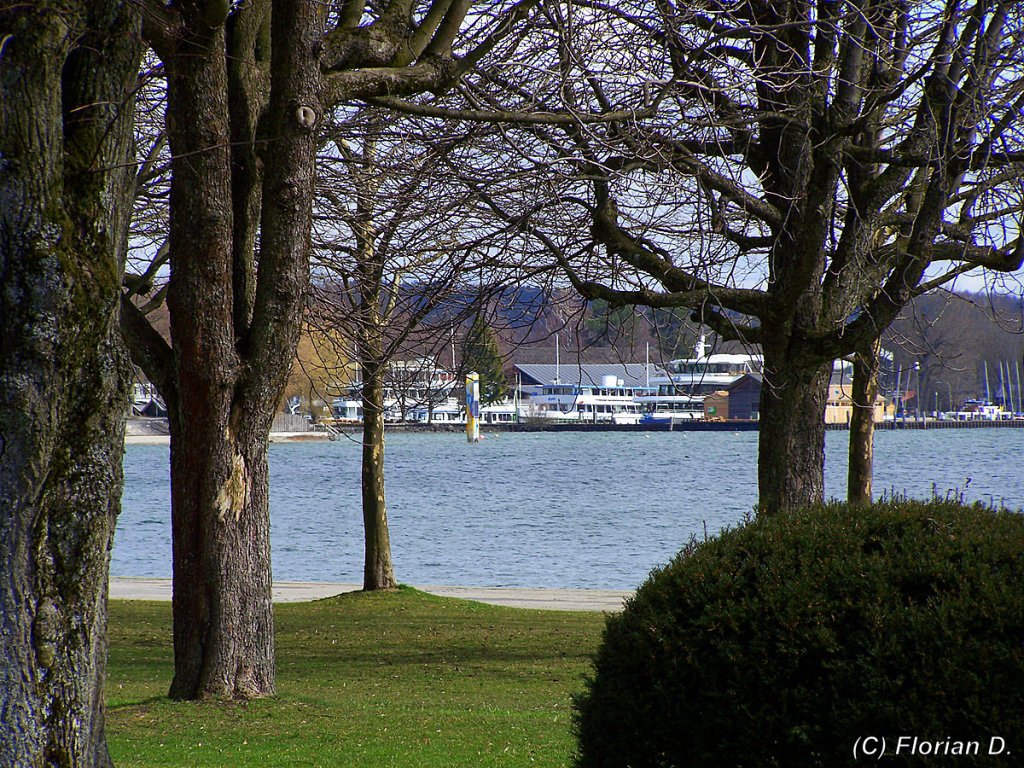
[573, 500, 1024, 767]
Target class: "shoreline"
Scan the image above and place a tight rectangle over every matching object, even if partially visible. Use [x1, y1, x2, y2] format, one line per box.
[125, 417, 1024, 443]
[109, 576, 632, 612]
[125, 432, 329, 445]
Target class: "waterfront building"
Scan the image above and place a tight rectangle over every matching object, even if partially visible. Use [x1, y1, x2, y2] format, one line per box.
[331, 357, 457, 423]
[702, 390, 730, 420]
[823, 361, 888, 424]
[695, 374, 762, 421]
[727, 374, 762, 419]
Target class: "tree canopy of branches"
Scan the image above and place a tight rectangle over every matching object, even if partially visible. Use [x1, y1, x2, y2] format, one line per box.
[1, 2, 142, 763]
[419, 0, 1024, 512]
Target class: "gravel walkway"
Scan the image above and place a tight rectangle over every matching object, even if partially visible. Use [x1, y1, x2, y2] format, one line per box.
[109, 577, 631, 612]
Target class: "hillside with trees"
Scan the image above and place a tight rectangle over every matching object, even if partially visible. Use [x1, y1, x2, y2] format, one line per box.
[886, 290, 1024, 412]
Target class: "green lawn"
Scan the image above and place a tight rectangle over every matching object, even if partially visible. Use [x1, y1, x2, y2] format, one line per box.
[106, 587, 607, 767]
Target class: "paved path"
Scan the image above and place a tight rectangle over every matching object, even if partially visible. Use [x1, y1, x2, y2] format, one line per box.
[109, 577, 631, 612]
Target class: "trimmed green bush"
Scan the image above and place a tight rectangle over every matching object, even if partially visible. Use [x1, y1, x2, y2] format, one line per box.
[573, 500, 1024, 767]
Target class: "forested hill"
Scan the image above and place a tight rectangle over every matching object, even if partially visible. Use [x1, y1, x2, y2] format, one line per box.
[885, 291, 1024, 408]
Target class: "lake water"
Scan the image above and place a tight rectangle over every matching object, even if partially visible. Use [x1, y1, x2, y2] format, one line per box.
[116, 429, 1024, 590]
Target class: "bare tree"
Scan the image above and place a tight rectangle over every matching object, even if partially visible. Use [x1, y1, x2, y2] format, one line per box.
[0, 2, 142, 764]
[122, 0, 320, 701]
[121, 0, 552, 698]
[851, 284, 1023, 503]
[310, 110, 528, 590]
[411, 0, 1024, 512]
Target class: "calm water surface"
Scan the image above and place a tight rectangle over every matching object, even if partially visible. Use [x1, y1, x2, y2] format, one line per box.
[116, 429, 1024, 589]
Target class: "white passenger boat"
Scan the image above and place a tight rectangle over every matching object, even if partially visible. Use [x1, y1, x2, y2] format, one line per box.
[521, 378, 646, 423]
[635, 394, 706, 423]
[635, 337, 761, 421]
[648, 337, 761, 396]
[516, 369, 650, 424]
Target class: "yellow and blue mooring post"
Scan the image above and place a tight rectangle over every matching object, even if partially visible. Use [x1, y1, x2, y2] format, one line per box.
[466, 372, 481, 443]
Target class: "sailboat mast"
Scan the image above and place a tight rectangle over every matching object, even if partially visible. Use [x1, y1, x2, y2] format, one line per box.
[1011, 364, 1019, 417]
[555, 333, 560, 384]
[895, 364, 903, 416]
[515, 370, 521, 422]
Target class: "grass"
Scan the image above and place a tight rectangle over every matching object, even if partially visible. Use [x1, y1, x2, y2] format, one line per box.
[106, 587, 607, 767]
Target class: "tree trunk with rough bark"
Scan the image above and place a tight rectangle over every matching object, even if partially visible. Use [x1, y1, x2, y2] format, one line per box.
[166, 396, 276, 699]
[360, 359, 397, 591]
[848, 340, 882, 506]
[0, 1, 141, 764]
[158, 6, 278, 702]
[126, 0, 320, 700]
[126, 0, 545, 688]
[757, 339, 832, 515]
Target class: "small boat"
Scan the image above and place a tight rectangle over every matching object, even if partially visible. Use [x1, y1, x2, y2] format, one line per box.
[636, 395, 706, 423]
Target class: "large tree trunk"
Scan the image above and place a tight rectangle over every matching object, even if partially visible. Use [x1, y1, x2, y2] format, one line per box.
[848, 340, 881, 506]
[0, 2, 141, 764]
[361, 361, 398, 591]
[757, 344, 831, 515]
[146, 0, 319, 700]
[166, 398, 276, 699]
[161, 16, 275, 701]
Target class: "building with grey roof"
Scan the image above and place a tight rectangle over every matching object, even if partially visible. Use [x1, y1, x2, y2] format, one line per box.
[513, 363, 664, 390]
